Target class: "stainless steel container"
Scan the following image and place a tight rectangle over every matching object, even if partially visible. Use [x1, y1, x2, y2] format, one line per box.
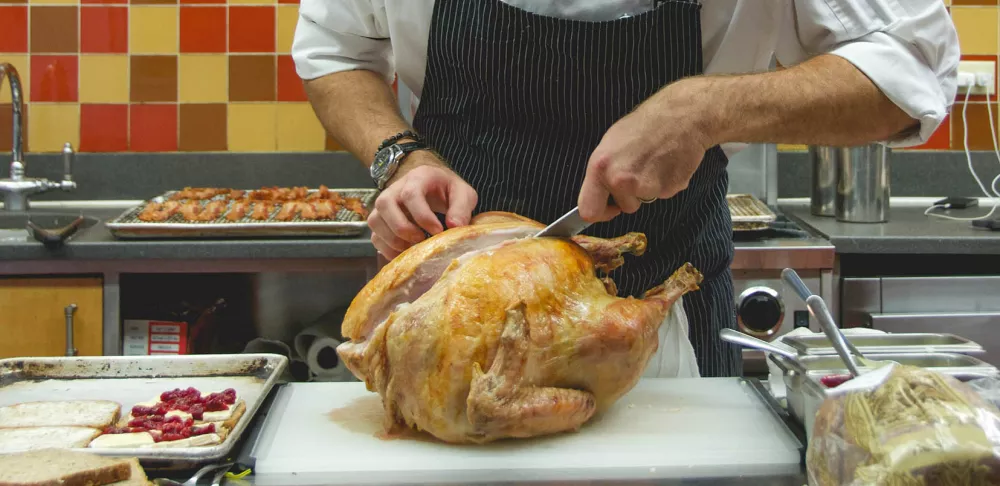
[808, 146, 838, 217]
[836, 144, 891, 223]
[771, 352, 999, 440]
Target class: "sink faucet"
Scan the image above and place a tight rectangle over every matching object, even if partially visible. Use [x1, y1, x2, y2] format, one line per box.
[0, 62, 76, 211]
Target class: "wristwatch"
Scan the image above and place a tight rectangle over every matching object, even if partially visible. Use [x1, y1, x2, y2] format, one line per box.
[370, 141, 426, 190]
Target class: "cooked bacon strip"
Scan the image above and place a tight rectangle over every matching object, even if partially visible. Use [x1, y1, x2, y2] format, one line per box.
[343, 198, 369, 218]
[196, 200, 227, 221]
[275, 201, 299, 221]
[312, 199, 339, 219]
[180, 201, 203, 221]
[226, 200, 250, 221]
[229, 189, 245, 200]
[298, 202, 318, 220]
[251, 202, 273, 220]
[138, 203, 169, 222]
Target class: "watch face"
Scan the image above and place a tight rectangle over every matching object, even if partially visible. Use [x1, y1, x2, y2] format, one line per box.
[371, 149, 391, 181]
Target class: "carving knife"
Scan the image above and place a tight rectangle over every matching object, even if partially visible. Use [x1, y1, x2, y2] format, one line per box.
[535, 197, 618, 238]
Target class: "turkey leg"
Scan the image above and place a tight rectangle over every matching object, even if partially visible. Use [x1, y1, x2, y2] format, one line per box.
[466, 303, 597, 442]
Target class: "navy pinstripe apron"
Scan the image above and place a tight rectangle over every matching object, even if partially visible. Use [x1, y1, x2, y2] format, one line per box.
[411, 0, 741, 377]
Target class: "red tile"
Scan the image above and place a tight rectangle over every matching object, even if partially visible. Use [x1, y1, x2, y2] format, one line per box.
[229, 6, 275, 53]
[130, 104, 178, 151]
[180, 6, 226, 53]
[30, 55, 78, 102]
[80, 6, 128, 53]
[80, 104, 128, 152]
[0, 7, 28, 52]
[277, 55, 307, 102]
[277, 0, 297, 4]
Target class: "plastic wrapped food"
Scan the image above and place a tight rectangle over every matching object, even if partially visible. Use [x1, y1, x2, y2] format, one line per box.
[807, 363, 1000, 486]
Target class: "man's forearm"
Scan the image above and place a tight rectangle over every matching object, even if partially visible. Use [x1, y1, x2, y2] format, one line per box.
[681, 54, 920, 147]
[304, 70, 412, 167]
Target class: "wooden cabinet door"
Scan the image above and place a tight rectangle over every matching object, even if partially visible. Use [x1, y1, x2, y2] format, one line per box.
[0, 277, 103, 358]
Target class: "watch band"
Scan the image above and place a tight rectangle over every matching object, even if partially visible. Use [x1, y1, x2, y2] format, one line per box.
[376, 130, 423, 156]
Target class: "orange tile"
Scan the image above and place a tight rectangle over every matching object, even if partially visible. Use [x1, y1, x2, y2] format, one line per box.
[0, 6, 28, 52]
[30, 55, 77, 102]
[130, 55, 177, 102]
[229, 6, 275, 53]
[178, 103, 227, 151]
[130, 104, 177, 151]
[277, 55, 306, 102]
[30, 6, 78, 53]
[80, 103, 128, 151]
[229, 55, 275, 101]
[80, 6, 128, 53]
[180, 6, 227, 53]
[951, 103, 1000, 150]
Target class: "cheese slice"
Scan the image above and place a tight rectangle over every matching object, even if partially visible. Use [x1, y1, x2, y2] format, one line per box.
[89, 432, 155, 448]
[147, 433, 221, 449]
[164, 410, 193, 421]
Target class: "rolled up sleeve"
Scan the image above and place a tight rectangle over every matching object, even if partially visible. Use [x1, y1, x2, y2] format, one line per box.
[292, 0, 394, 83]
[775, 0, 960, 147]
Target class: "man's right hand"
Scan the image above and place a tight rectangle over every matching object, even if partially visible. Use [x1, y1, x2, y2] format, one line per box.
[367, 152, 478, 259]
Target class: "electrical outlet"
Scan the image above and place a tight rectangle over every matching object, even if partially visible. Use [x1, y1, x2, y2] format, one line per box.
[958, 60, 996, 95]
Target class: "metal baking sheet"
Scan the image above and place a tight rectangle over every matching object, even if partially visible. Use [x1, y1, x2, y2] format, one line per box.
[0, 354, 287, 467]
[782, 333, 985, 356]
[105, 188, 377, 239]
[785, 352, 997, 376]
[727, 194, 776, 232]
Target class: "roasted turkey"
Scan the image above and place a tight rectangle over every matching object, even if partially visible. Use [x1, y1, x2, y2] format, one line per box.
[337, 211, 702, 443]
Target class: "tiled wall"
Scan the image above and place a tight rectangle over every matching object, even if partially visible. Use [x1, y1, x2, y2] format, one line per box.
[0, 0, 995, 153]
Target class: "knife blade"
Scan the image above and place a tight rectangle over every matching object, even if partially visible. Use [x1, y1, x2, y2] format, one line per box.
[535, 206, 591, 238]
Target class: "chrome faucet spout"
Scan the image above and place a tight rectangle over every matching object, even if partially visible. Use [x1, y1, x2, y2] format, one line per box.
[0, 62, 24, 174]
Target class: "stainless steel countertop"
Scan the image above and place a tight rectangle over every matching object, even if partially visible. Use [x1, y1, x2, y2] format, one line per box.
[781, 197, 1000, 255]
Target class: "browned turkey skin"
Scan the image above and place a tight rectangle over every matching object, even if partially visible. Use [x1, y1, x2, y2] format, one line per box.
[338, 211, 702, 443]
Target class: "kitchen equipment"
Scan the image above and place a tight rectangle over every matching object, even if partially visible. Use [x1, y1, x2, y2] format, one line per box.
[836, 143, 891, 223]
[806, 295, 862, 376]
[152, 462, 234, 486]
[808, 146, 838, 217]
[782, 332, 985, 357]
[719, 328, 798, 361]
[770, 352, 999, 439]
[535, 205, 592, 237]
[782, 268, 864, 361]
[727, 194, 777, 231]
[249, 379, 803, 483]
[105, 189, 376, 239]
[0, 354, 287, 468]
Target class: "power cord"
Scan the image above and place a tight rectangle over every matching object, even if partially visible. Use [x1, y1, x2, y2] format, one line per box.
[924, 74, 1000, 221]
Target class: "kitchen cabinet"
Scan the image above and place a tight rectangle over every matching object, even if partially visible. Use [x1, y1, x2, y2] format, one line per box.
[0, 277, 103, 358]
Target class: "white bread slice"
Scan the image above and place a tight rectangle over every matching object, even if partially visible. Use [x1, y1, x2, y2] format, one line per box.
[0, 427, 101, 454]
[0, 401, 121, 430]
[0, 448, 132, 486]
[109, 458, 151, 486]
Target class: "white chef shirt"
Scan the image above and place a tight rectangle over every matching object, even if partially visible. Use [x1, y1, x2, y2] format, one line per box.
[292, 0, 959, 147]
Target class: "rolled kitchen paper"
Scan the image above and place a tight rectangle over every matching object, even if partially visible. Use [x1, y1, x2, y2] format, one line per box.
[306, 335, 355, 382]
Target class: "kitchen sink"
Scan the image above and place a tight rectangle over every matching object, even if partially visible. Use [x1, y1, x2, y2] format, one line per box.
[0, 211, 100, 244]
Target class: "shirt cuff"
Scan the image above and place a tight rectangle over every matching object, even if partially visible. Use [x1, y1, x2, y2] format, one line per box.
[828, 32, 954, 148]
[291, 14, 394, 83]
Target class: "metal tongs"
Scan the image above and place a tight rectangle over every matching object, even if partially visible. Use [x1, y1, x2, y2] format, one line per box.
[781, 269, 865, 377]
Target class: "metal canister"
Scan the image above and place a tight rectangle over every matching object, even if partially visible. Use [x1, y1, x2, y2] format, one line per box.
[809, 146, 839, 217]
[836, 144, 891, 223]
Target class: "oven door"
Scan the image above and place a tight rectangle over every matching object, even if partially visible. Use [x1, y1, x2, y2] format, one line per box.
[842, 276, 1000, 366]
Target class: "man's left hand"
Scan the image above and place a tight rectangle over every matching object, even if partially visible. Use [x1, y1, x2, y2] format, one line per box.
[578, 78, 719, 222]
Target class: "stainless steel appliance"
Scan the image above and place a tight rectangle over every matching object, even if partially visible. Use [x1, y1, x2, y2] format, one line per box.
[842, 276, 1000, 366]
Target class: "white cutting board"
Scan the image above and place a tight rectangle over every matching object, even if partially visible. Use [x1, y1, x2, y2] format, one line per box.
[250, 378, 802, 485]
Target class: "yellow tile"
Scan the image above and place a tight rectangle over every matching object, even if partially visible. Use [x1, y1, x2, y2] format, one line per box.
[276, 103, 325, 151]
[130, 6, 179, 54]
[79, 55, 129, 103]
[276, 6, 299, 53]
[28, 103, 80, 152]
[0, 55, 29, 104]
[951, 7, 999, 55]
[178, 55, 227, 103]
[228, 103, 276, 151]
[777, 144, 808, 152]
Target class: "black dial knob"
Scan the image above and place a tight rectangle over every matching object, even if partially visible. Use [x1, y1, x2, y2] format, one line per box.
[737, 287, 784, 336]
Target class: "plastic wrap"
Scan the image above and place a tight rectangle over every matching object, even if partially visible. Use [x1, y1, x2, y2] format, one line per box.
[806, 363, 1000, 485]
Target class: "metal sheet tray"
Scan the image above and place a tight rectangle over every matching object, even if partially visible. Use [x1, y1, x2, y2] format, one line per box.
[105, 188, 377, 239]
[727, 194, 777, 232]
[0, 354, 287, 468]
[782, 332, 985, 356]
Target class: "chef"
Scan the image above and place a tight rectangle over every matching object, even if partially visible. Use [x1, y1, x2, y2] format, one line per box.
[292, 1, 959, 378]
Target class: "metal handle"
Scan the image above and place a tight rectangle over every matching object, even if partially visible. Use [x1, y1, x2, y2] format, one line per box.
[719, 328, 799, 361]
[65, 304, 78, 357]
[806, 295, 861, 376]
[62, 143, 73, 182]
[781, 268, 813, 302]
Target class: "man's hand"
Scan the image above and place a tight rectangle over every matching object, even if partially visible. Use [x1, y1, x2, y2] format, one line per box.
[367, 152, 478, 259]
[578, 78, 717, 222]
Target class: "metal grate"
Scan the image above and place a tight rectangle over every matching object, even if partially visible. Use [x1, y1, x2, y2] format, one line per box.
[727, 194, 776, 232]
[105, 188, 377, 239]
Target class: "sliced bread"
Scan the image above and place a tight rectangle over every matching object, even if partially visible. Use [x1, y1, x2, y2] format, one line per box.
[109, 458, 151, 486]
[0, 448, 132, 486]
[0, 427, 101, 454]
[0, 401, 121, 430]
